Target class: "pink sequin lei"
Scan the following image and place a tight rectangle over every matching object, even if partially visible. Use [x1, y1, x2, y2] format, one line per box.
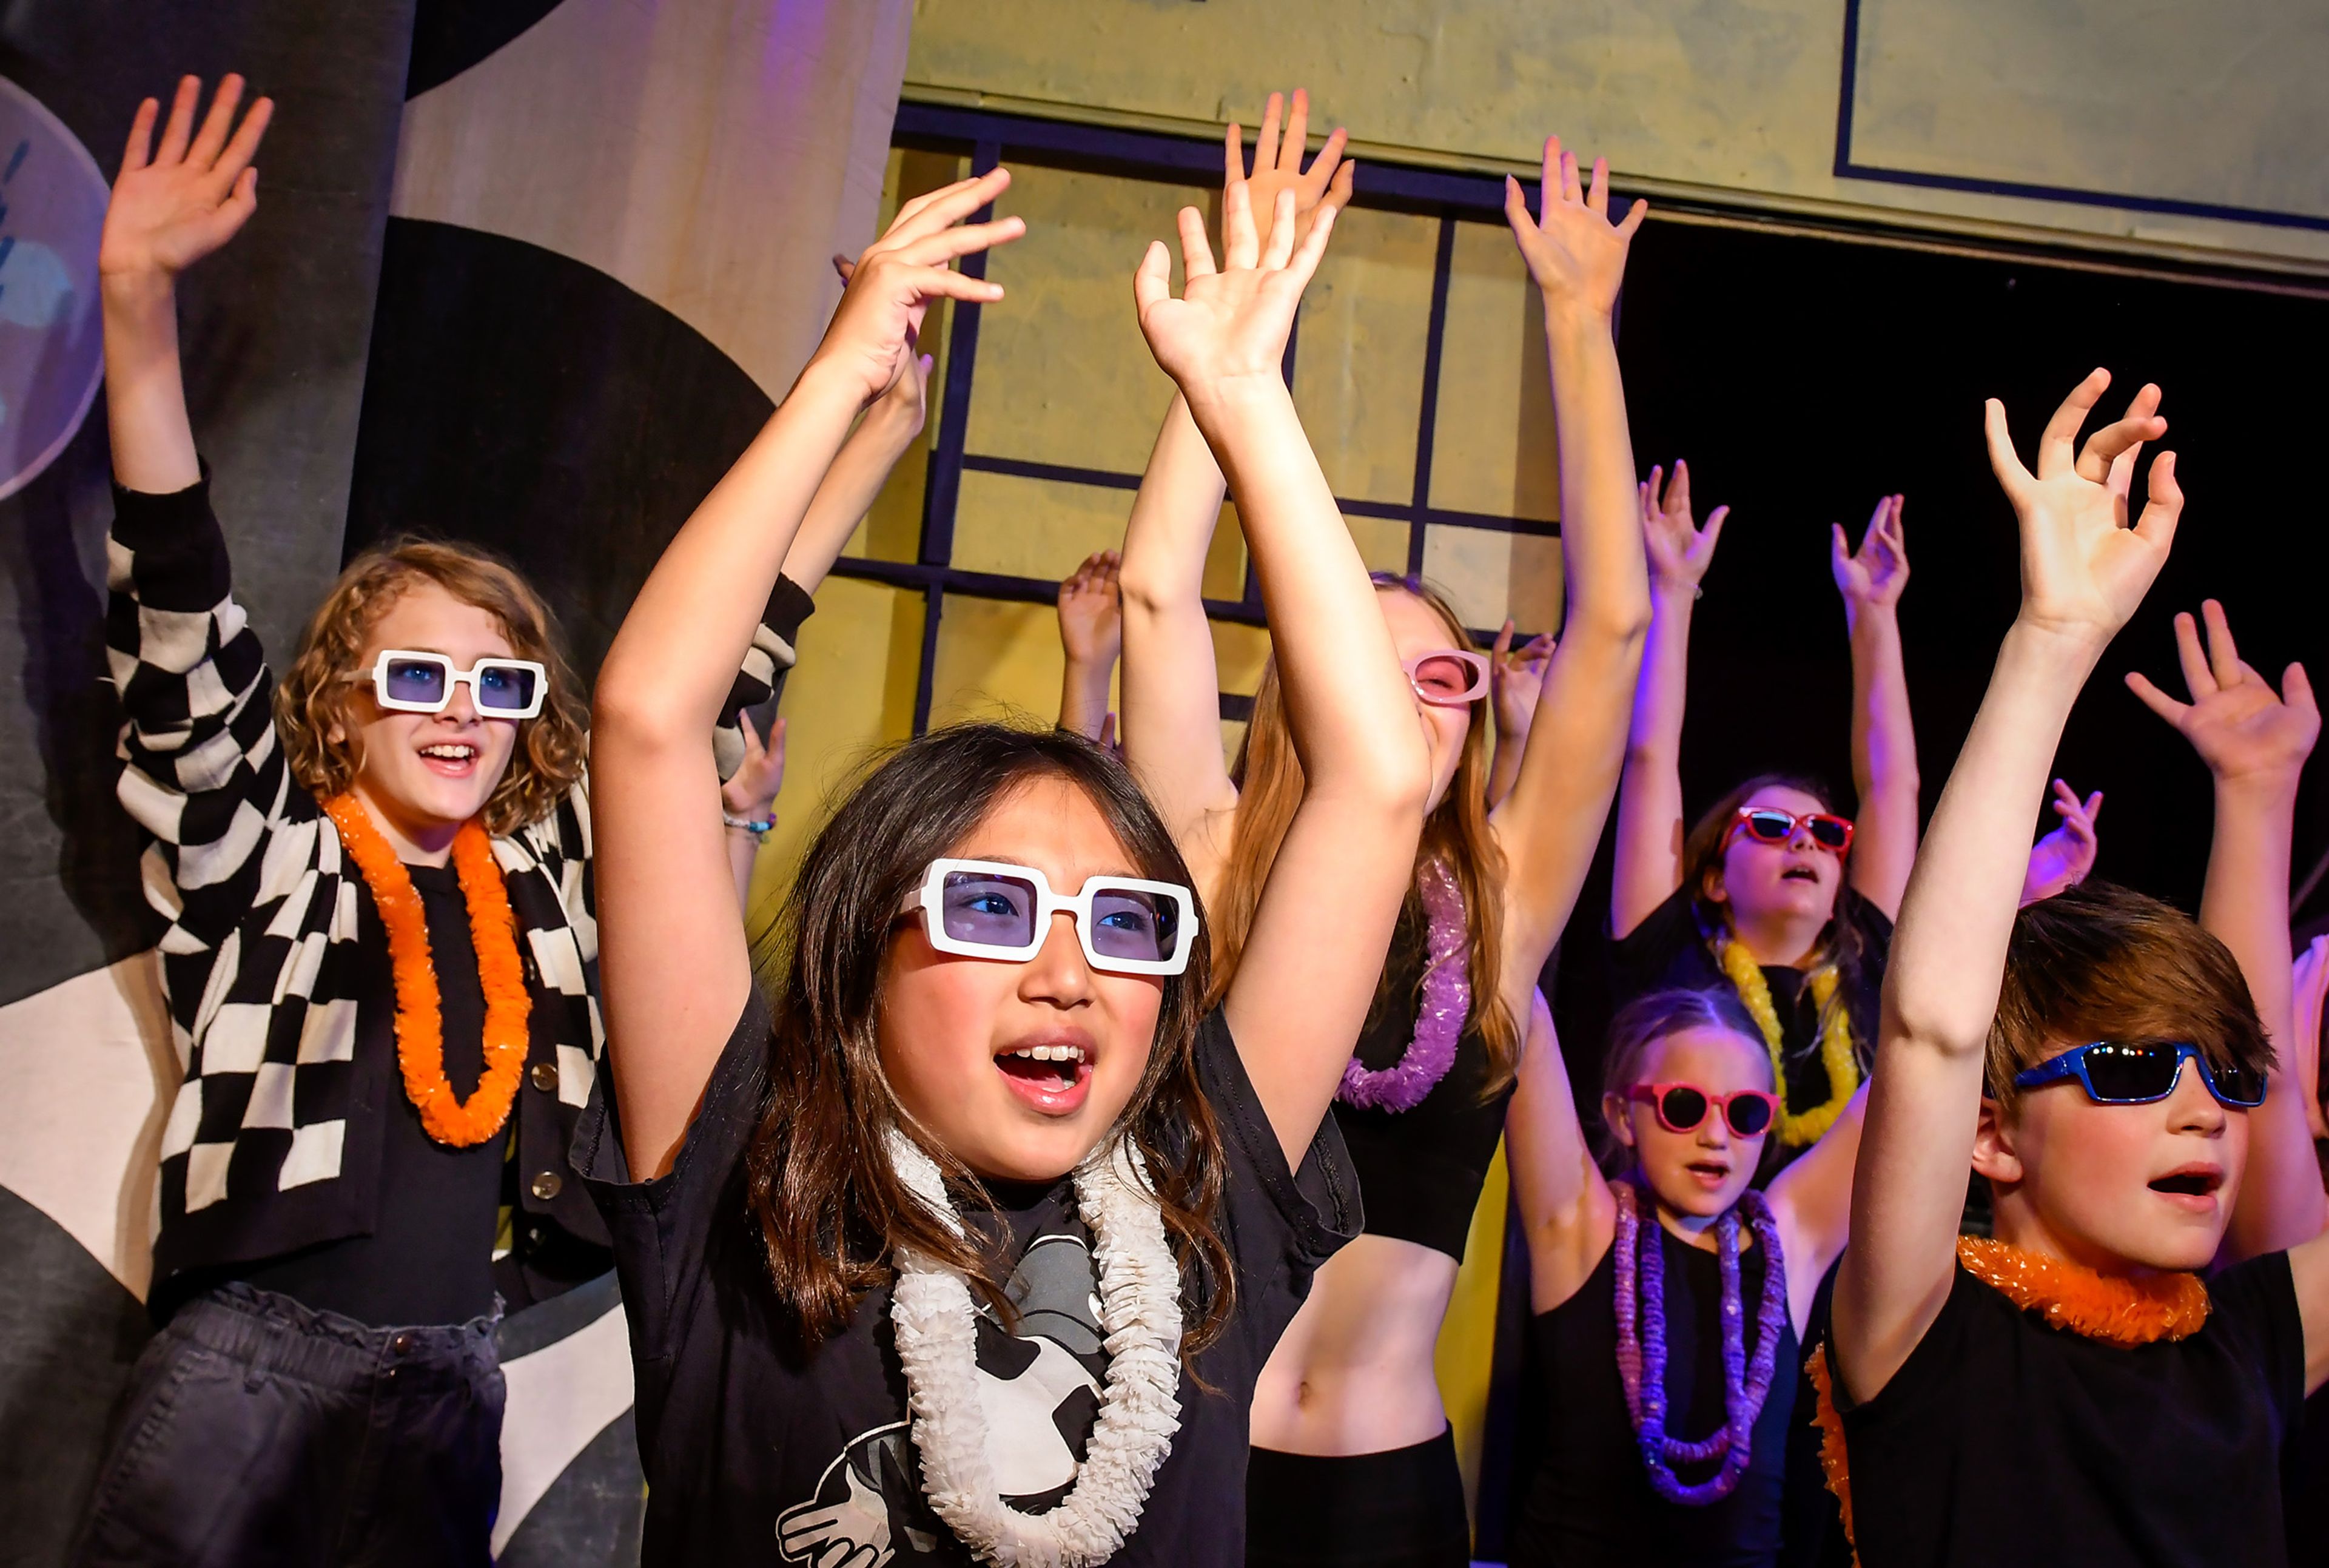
[1337, 860, 1469, 1114]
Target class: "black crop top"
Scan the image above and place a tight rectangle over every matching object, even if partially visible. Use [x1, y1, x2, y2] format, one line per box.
[1334, 901, 1513, 1260]
[1511, 1228, 1796, 1568]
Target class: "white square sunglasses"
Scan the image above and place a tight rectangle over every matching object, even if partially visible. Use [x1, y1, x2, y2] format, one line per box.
[363, 650, 548, 719]
[904, 858, 1198, 977]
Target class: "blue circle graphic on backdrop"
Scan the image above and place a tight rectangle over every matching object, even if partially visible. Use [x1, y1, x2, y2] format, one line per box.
[0, 76, 109, 502]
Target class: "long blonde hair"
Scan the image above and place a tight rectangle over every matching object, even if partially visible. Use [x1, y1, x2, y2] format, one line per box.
[1206, 574, 1519, 1089]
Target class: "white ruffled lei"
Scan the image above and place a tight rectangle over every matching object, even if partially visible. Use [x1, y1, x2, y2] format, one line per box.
[887, 1130, 1185, 1568]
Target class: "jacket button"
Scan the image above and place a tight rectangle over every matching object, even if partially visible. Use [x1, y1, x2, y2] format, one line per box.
[390, 1331, 414, 1355]
[529, 1062, 558, 1092]
[530, 1170, 563, 1202]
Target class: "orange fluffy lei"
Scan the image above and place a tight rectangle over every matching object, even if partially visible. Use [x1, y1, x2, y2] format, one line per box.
[1807, 1237, 2211, 1564]
[325, 793, 531, 1146]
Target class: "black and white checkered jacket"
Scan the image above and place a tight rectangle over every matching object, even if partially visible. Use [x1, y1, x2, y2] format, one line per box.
[109, 476, 810, 1285]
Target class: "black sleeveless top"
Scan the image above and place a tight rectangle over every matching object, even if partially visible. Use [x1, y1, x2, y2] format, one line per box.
[1513, 1225, 1797, 1568]
[1334, 900, 1513, 1260]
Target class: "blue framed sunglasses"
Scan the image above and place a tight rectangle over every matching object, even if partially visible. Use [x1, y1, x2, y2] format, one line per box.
[2013, 1041, 2267, 1109]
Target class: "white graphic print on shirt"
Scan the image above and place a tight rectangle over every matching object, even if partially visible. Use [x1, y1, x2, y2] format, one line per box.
[777, 1230, 1109, 1565]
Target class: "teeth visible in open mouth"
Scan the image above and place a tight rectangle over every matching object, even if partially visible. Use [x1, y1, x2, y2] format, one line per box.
[1006, 1045, 1088, 1065]
[421, 744, 476, 759]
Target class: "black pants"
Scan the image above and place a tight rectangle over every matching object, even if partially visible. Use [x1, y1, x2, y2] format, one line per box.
[73, 1284, 504, 1567]
[1246, 1428, 1473, 1567]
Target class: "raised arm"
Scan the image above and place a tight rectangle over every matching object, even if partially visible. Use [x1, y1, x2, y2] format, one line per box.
[775, 289, 933, 596]
[1055, 550, 1122, 742]
[2126, 599, 2323, 1258]
[100, 75, 271, 493]
[2018, 778, 2104, 906]
[1611, 464, 1727, 938]
[1504, 989, 1619, 1311]
[1485, 619, 1554, 807]
[1832, 494, 1920, 919]
[1118, 89, 1348, 884]
[1833, 370, 2177, 1402]
[593, 172, 1023, 1178]
[1136, 179, 1429, 1163]
[1488, 140, 1655, 991]
[719, 712, 786, 913]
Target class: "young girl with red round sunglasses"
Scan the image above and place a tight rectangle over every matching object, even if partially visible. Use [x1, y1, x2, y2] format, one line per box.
[1502, 986, 1867, 1566]
[1609, 479, 2104, 1159]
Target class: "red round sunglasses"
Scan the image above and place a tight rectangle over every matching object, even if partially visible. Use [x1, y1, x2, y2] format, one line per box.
[1723, 806, 1854, 856]
[1627, 1082, 1779, 1138]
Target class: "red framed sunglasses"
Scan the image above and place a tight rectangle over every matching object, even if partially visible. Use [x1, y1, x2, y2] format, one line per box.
[1627, 1082, 1779, 1138]
[1724, 807, 1854, 856]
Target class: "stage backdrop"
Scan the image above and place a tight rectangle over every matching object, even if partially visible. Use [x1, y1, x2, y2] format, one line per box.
[0, 1, 910, 1563]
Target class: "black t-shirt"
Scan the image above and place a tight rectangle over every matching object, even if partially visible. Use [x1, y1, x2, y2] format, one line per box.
[218, 863, 503, 1327]
[577, 998, 1362, 1566]
[1610, 886, 1892, 1122]
[1831, 1251, 2306, 1567]
[1513, 1225, 1796, 1568]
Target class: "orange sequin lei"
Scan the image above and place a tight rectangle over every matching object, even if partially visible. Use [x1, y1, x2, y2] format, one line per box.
[1807, 1237, 2211, 1564]
[325, 793, 531, 1146]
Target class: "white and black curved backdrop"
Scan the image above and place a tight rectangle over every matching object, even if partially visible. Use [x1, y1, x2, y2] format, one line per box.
[0, 2, 908, 1562]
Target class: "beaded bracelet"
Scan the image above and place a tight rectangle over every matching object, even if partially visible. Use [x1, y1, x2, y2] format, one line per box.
[722, 810, 774, 838]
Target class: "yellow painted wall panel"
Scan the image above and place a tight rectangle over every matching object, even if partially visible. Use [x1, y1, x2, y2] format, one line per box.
[967, 164, 1202, 474]
[952, 469, 1136, 580]
[1346, 513, 1411, 577]
[1210, 618, 1274, 698]
[1290, 205, 1436, 505]
[903, 0, 2329, 271]
[1422, 523, 1564, 638]
[1434, 1138, 1510, 1529]
[747, 576, 924, 936]
[1430, 220, 1558, 524]
[928, 594, 1073, 731]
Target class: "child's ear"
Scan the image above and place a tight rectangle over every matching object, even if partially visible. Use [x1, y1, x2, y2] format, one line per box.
[1601, 1092, 1638, 1149]
[1970, 1096, 2023, 1186]
[1701, 864, 1729, 907]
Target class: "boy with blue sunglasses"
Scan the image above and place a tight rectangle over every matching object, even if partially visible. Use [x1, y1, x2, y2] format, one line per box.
[1818, 370, 2329, 1567]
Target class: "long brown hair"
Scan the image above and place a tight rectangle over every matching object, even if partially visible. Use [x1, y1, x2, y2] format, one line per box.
[1679, 771, 1874, 1072]
[1206, 574, 1519, 1089]
[274, 539, 587, 836]
[747, 723, 1235, 1363]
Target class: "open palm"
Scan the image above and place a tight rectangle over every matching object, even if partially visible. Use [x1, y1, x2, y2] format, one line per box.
[99, 75, 274, 281]
[1986, 371, 2179, 642]
[1639, 460, 1727, 588]
[1228, 88, 1354, 258]
[2128, 600, 2318, 787]
[1503, 136, 1645, 318]
[1135, 181, 1336, 395]
[1832, 493, 1909, 610]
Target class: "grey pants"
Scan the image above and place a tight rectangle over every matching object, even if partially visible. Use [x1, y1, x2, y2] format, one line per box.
[72, 1284, 504, 1567]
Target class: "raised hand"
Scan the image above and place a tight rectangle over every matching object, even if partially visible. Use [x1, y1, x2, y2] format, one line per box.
[812, 168, 1023, 409]
[1639, 460, 1729, 591]
[1058, 550, 1124, 666]
[720, 710, 788, 818]
[1832, 493, 1910, 611]
[2020, 778, 2104, 905]
[1503, 135, 1646, 321]
[1227, 88, 1354, 258]
[832, 253, 937, 439]
[1491, 618, 1555, 740]
[2127, 599, 2319, 789]
[1985, 370, 2179, 644]
[100, 75, 274, 282]
[1135, 179, 1337, 400]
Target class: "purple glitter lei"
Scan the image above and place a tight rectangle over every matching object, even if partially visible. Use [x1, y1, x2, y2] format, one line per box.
[1611, 1180, 1787, 1506]
[1337, 860, 1469, 1114]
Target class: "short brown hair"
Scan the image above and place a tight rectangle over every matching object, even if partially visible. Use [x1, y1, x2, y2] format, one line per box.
[274, 539, 586, 836]
[1988, 881, 2273, 1116]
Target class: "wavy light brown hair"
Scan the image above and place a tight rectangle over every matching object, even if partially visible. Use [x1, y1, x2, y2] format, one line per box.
[1988, 880, 2271, 1118]
[1207, 574, 1519, 1091]
[274, 539, 586, 836]
[1593, 987, 1769, 1171]
[1680, 771, 1875, 1074]
[747, 723, 1236, 1364]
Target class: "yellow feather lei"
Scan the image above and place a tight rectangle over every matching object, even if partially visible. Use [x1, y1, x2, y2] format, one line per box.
[1716, 935, 1859, 1145]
